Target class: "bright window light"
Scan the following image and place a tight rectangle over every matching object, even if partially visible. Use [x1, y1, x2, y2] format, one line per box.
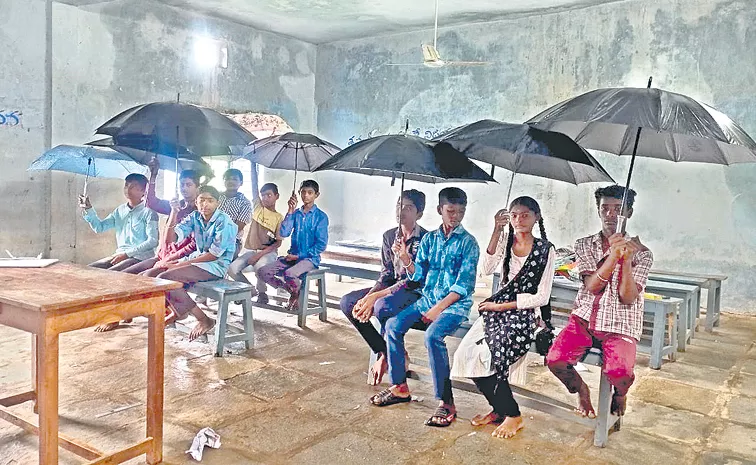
[193, 36, 226, 69]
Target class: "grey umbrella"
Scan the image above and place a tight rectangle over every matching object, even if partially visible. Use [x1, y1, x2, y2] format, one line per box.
[243, 132, 341, 192]
[526, 77, 756, 230]
[434, 119, 614, 204]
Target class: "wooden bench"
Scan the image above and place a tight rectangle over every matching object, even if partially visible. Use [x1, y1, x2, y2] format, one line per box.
[247, 269, 328, 329]
[369, 316, 622, 447]
[188, 280, 255, 357]
[649, 270, 726, 332]
[646, 280, 700, 351]
[550, 279, 681, 369]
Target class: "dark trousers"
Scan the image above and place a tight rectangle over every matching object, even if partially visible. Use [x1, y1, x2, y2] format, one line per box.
[89, 256, 141, 271]
[472, 375, 521, 418]
[339, 286, 422, 355]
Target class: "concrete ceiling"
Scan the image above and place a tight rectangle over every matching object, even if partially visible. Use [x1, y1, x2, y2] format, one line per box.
[59, 0, 625, 43]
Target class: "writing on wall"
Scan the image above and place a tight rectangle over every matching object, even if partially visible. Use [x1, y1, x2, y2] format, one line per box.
[0, 111, 22, 127]
[347, 127, 452, 146]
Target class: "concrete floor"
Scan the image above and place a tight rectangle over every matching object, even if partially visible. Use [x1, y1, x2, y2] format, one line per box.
[1, 277, 755, 465]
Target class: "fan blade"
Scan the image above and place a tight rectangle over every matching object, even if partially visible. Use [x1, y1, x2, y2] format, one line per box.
[442, 61, 492, 66]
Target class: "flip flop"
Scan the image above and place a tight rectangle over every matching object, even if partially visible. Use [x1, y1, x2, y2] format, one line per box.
[370, 388, 412, 407]
[425, 406, 456, 427]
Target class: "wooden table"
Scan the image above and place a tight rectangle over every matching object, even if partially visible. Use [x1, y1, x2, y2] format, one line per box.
[0, 263, 181, 465]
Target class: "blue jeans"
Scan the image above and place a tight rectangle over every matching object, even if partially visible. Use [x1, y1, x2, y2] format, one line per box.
[384, 301, 467, 403]
[340, 286, 422, 355]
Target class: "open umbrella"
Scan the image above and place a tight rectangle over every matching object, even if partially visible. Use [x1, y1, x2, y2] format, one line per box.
[28, 145, 148, 196]
[314, 134, 495, 214]
[87, 137, 214, 179]
[434, 119, 614, 204]
[95, 99, 255, 193]
[243, 132, 341, 192]
[527, 77, 756, 231]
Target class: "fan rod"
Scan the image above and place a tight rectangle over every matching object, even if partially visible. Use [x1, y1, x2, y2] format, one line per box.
[433, 0, 439, 49]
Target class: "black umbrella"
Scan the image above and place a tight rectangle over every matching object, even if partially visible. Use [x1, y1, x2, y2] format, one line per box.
[87, 137, 214, 180]
[95, 99, 254, 191]
[434, 119, 614, 204]
[314, 134, 495, 216]
[243, 132, 341, 192]
[527, 77, 756, 231]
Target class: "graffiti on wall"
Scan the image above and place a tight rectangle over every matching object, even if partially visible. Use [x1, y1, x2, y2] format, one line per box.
[0, 110, 22, 127]
[347, 127, 452, 146]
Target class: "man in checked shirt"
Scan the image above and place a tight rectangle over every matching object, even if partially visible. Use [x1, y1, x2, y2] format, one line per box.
[546, 185, 653, 418]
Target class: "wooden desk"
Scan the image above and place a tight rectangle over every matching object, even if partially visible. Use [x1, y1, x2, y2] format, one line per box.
[0, 263, 181, 465]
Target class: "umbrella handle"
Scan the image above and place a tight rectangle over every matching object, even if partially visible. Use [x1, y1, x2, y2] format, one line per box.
[83, 157, 92, 198]
[505, 172, 515, 207]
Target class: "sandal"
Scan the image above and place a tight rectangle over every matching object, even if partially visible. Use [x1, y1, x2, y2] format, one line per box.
[370, 388, 412, 407]
[425, 406, 456, 427]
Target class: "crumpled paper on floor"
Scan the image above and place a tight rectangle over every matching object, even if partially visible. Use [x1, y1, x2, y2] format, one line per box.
[186, 427, 221, 461]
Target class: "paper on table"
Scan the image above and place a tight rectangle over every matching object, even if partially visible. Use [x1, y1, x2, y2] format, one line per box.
[0, 258, 59, 268]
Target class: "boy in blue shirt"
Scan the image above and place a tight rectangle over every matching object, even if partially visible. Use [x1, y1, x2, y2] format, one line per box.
[79, 173, 159, 271]
[258, 179, 329, 311]
[370, 187, 480, 429]
[159, 186, 238, 340]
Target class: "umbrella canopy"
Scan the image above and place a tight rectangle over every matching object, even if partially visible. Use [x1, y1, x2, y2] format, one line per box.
[243, 132, 341, 171]
[314, 134, 495, 184]
[29, 145, 148, 179]
[435, 119, 614, 185]
[87, 137, 213, 178]
[526, 85, 756, 165]
[95, 102, 255, 156]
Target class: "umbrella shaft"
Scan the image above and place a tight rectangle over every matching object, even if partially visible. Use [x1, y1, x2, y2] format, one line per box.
[505, 172, 515, 206]
[619, 126, 643, 232]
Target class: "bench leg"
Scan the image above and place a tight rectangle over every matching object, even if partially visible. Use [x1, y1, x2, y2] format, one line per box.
[650, 304, 666, 369]
[318, 279, 328, 322]
[689, 291, 700, 339]
[594, 371, 613, 447]
[214, 296, 229, 357]
[704, 283, 720, 332]
[713, 284, 722, 328]
[241, 298, 255, 349]
[676, 297, 688, 353]
[297, 276, 309, 329]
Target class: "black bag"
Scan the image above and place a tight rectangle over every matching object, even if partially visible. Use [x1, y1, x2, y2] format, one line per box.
[534, 302, 555, 357]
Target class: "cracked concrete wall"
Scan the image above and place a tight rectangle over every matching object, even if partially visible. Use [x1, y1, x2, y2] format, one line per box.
[47, 0, 316, 264]
[0, 0, 51, 259]
[315, 0, 756, 312]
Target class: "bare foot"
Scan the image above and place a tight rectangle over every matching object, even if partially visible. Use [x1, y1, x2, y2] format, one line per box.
[287, 294, 299, 311]
[95, 321, 119, 332]
[471, 410, 503, 426]
[123, 318, 133, 324]
[165, 308, 178, 325]
[492, 416, 524, 438]
[188, 318, 215, 341]
[425, 402, 456, 427]
[369, 354, 388, 386]
[611, 393, 627, 416]
[575, 382, 596, 419]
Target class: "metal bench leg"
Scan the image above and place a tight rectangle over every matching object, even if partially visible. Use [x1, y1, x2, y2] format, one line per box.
[594, 371, 613, 447]
[318, 279, 328, 322]
[297, 276, 309, 329]
[650, 303, 666, 369]
[241, 298, 255, 349]
[214, 295, 230, 357]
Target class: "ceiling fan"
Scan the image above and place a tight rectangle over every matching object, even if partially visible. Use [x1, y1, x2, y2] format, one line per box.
[386, 0, 491, 68]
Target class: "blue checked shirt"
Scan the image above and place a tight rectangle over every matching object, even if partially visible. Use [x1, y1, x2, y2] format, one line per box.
[409, 225, 480, 318]
[174, 209, 238, 278]
[82, 202, 159, 261]
[280, 205, 329, 267]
